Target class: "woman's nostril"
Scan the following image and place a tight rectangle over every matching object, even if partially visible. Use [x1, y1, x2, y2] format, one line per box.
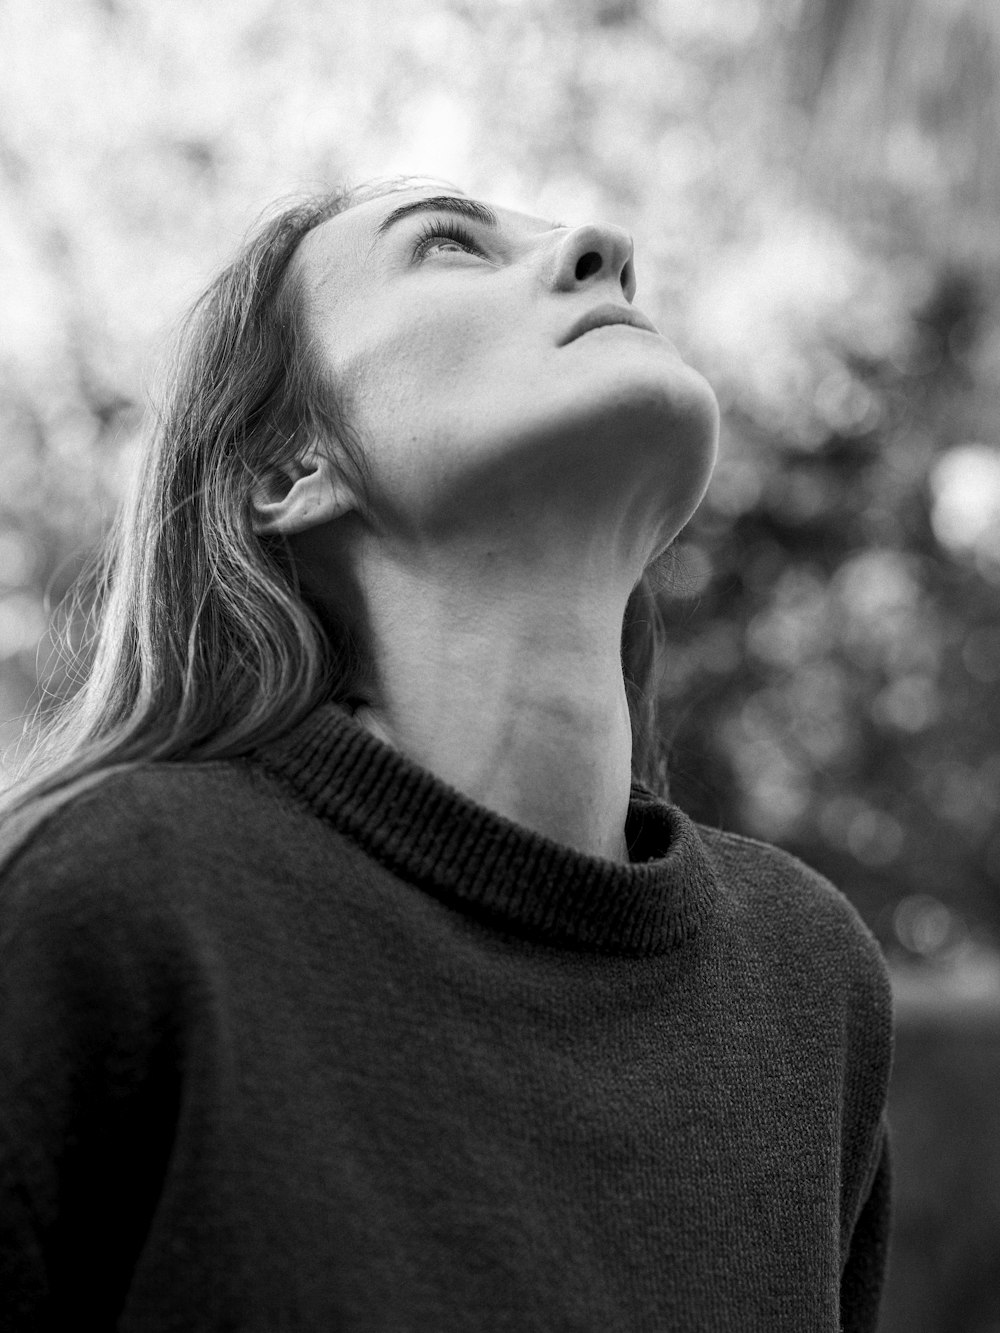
[575, 252, 602, 281]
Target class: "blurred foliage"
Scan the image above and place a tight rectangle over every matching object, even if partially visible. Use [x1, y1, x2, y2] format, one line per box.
[1, 0, 999, 968]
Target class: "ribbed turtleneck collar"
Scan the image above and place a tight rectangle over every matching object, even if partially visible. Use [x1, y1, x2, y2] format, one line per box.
[249, 702, 722, 957]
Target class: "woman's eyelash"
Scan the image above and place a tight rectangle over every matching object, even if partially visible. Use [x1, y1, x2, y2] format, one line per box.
[413, 219, 484, 258]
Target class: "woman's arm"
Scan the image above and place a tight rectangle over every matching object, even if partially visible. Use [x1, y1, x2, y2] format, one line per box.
[840, 1116, 894, 1333]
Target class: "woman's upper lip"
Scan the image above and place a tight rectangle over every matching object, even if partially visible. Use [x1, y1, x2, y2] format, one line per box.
[560, 303, 660, 345]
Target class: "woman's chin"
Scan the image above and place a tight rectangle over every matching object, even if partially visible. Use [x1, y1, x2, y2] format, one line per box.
[609, 359, 719, 446]
[363, 361, 720, 543]
[558, 361, 720, 488]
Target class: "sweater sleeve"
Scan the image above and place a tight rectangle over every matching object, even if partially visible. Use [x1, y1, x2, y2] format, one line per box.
[0, 827, 188, 1329]
[840, 1115, 893, 1333]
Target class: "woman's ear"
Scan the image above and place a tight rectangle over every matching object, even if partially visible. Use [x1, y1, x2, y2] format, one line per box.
[251, 450, 356, 536]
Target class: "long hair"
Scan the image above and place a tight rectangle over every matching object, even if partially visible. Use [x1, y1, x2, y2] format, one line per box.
[1, 179, 670, 821]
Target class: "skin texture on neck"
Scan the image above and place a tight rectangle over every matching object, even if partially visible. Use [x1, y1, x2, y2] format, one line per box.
[348, 530, 637, 864]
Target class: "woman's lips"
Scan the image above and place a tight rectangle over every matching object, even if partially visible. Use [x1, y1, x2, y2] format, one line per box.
[560, 302, 660, 345]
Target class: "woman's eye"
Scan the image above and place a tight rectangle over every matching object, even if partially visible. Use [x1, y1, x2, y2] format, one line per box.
[413, 221, 484, 259]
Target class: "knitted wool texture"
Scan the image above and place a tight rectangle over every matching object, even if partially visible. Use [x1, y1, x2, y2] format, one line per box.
[0, 702, 894, 1331]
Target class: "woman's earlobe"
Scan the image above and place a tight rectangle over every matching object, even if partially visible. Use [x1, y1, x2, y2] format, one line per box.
[251, 455, 355, 536]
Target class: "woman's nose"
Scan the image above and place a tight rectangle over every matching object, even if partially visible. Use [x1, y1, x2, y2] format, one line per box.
[551, 222, 636, 302]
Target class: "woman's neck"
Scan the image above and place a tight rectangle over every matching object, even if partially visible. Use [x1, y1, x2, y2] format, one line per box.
[349, 541, 637, 863]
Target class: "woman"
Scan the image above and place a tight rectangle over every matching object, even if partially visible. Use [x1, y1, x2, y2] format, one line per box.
[0, 178, 893, 1331]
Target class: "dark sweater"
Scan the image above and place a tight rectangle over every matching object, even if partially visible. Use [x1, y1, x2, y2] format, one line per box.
[0, 702, 893, 1332]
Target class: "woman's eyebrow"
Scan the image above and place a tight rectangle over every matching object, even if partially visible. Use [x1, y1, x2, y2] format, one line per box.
[371, 196, 500, 249]
[367, 196, 567, 260]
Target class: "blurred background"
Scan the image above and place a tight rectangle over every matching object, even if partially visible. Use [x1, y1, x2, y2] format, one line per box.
[1, 0, 998, 1325]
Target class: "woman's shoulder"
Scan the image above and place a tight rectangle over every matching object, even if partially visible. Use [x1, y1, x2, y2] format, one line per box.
[694, 818, 894, 1078]
[693, 817, 890, 984]
[0, 757, 326, 1019]
[0, 759, 269, 905]
[695, 816, 862, 912]
[0, 765, 243, 1016]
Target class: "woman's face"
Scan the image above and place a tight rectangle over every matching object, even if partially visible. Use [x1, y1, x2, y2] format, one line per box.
[294, 187, 719, 549]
